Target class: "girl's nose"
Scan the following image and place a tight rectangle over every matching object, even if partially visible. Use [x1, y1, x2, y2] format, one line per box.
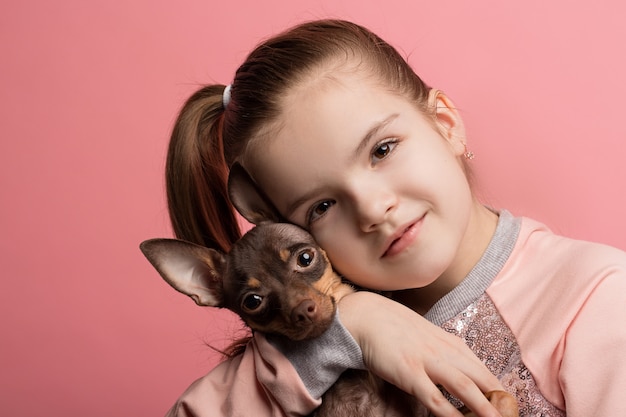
[353, 184, 397, 233]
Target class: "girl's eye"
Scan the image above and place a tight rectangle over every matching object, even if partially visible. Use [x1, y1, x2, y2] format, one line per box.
[308, 200, 335, 223]
[371, 140, 397, 163]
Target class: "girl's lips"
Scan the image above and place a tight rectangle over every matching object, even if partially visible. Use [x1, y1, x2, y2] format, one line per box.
[382, 216, 424, 258]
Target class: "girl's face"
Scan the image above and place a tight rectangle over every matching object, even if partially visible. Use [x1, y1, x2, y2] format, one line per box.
[245, 71, 490, 291]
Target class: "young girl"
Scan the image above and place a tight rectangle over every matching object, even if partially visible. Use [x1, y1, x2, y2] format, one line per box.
[163, 19, 626, 416]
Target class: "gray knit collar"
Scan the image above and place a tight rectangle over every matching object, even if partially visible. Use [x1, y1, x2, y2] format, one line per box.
[424, 209, 521, 326]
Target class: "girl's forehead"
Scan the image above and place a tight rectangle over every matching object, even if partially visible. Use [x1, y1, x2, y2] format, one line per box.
[244, 67, 345, 142]
[246, 68, 378, 155]
[251, 72, 387, 154]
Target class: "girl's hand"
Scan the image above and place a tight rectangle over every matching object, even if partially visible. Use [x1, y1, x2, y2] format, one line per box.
[338, 291, 504, 417]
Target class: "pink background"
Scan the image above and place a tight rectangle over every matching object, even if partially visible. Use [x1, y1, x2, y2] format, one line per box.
[1, 0, 625, 415]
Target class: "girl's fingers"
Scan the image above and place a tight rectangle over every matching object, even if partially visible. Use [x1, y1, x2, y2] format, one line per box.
[410, 374, 466, 417]
[431, 366, 502, 417]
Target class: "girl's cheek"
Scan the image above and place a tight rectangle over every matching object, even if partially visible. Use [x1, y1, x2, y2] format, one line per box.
[310, 207, 341, 238]
[313, 227, 346, 257]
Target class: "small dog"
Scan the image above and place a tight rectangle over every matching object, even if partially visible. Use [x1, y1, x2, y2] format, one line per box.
[140, 163, 518, 417]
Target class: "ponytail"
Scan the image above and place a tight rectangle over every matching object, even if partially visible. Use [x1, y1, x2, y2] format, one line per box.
[166, 85, 241, 253]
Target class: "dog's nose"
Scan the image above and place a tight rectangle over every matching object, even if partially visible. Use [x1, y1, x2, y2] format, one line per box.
[292, 299, 318, 324]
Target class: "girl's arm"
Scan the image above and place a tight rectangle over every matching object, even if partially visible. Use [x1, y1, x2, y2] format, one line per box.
[166, 292, 505, 417]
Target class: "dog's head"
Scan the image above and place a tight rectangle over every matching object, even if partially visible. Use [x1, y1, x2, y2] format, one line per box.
[140, 222, 342, 340]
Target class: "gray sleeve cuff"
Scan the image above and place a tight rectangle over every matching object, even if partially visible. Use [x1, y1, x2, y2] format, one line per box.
[265, 310, 366, 399]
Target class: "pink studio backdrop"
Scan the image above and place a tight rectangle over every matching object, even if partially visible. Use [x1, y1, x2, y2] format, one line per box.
[1, 0, 624, 415]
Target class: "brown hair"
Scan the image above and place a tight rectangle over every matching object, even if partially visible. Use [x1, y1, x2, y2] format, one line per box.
[166, 19, 432, 252]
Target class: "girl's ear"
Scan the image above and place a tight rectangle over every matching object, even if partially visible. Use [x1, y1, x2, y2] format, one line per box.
[228, 162, 283, 225]
[427, 89, 467, 157]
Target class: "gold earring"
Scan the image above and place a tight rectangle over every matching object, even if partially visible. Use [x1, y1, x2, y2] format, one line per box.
[464, 144, 474, 160]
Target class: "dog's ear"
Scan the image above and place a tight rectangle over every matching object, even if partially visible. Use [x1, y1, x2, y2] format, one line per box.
[228, 162, 282, 225]
[139, 238, 226, 307]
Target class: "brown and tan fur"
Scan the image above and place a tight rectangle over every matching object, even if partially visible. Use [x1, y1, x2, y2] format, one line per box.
[139, 163, 518, 417]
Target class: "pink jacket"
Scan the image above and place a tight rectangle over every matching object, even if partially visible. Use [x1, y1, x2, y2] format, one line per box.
[165, 211, 626, 416]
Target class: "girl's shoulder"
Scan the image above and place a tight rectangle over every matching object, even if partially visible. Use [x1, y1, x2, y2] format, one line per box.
[489, 213, 626, 357]
[489, 211, 626, 347]
[515, 215, 626, 277]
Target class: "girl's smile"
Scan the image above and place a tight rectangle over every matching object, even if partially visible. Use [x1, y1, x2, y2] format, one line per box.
[382, 214, 425, 258]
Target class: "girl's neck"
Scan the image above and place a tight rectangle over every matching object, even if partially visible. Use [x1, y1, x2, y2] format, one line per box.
[390, 203, 498, 315]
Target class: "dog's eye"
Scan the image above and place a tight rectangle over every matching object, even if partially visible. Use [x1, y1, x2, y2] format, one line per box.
[242, 294, 263, 311]
[297, 249, 314, 267]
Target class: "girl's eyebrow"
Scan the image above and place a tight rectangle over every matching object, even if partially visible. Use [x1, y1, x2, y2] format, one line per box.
[284, 113, 399, 219]
[284, 185, 326, 220]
